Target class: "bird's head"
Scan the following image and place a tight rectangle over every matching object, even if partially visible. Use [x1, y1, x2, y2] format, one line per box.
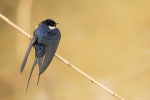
[43, 19, 58, 27]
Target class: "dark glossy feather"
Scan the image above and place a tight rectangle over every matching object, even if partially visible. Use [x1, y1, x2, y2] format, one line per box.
[20, 19, 61, 91]
[38, 28, 61, 75]
[26, 57, 37, 92]
[20, 36, 37, 72]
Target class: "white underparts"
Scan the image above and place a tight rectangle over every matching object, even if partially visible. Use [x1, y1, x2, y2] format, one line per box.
[49, 26, 56, 30]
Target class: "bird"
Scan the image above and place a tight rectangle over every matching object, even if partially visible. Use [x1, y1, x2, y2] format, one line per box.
[20, 19, 61, 92]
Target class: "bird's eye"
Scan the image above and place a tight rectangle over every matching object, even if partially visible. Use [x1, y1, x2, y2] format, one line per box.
[51, 23, 54, 26]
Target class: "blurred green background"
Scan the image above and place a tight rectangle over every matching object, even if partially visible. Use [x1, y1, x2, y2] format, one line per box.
[0, 0, 150, 100]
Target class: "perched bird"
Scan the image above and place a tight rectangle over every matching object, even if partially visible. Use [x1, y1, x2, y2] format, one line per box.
[20, 19, 61, 92]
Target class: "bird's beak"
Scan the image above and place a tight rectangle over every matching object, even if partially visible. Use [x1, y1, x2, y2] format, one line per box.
[55, 23, 59, 27]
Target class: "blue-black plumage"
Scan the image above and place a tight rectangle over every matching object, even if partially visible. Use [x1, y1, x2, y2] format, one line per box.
[20, 19, 61, 92]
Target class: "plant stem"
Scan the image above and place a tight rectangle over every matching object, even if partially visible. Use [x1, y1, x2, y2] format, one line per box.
[0, 13, 125, 100]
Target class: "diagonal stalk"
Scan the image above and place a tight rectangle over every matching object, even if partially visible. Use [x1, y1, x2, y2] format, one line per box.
[0, 13, 125, 100]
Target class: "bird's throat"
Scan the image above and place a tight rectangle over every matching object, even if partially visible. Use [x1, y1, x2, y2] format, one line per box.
[49, 26, 55, 30]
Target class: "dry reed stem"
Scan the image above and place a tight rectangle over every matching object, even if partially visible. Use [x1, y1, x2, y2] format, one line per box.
[0, 13, 125, 100]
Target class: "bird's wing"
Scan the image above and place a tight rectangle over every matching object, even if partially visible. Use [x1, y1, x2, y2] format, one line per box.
[38, 28, 61, 75]
[20, 36, 37, 72]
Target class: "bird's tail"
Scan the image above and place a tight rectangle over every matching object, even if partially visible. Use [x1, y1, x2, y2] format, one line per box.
[37, 57, 43, 86]
[26, 57, 37, 92]
[37, 74, 40, 86]
[20, 36, 36, 72]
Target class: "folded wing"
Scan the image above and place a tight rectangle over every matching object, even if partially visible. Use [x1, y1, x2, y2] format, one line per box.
[38, 28, 61, 75]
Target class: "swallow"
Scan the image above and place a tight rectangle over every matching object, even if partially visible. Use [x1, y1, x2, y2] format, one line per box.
[20, 19, 61, 92]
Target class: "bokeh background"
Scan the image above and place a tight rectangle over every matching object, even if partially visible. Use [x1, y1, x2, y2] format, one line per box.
[0, 0, 150, 100]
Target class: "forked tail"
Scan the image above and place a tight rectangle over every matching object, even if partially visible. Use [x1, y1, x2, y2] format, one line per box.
[21, 36, 36, 72]
[26, 57, 37, 92]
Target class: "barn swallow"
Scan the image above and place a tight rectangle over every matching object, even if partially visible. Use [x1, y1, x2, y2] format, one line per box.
[20, 19, 61, 92]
